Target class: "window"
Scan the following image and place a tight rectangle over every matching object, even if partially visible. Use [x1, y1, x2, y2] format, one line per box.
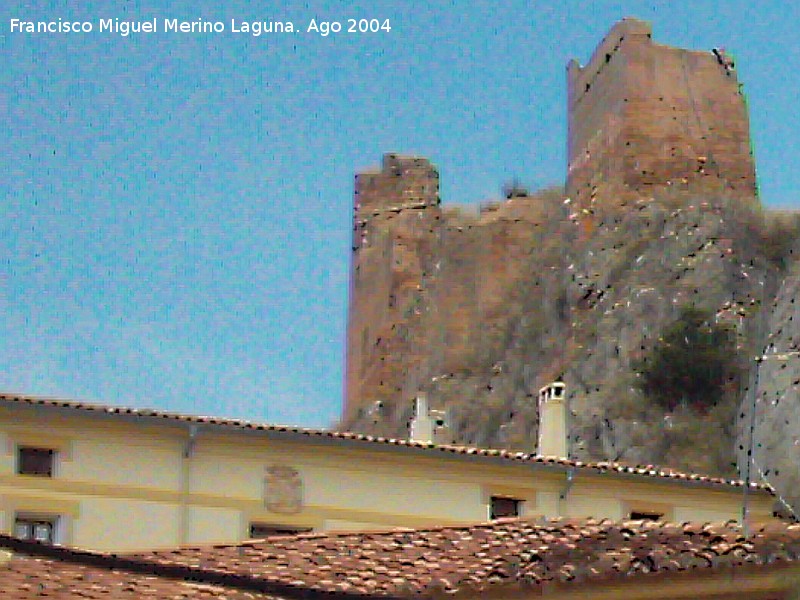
[490, 496, 523, 520]
[14, 515, 58, 544]
[17, 447, 55, 477]
[629, 510, 664, 521]
[248, 523, 312, 539]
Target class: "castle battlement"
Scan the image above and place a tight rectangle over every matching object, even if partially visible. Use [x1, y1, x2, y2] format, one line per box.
[354, 153, 440, 213]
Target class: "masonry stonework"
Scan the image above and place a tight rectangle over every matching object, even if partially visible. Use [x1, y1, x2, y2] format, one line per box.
[345, 154, 442, 422]
[567, 18, 756, 208]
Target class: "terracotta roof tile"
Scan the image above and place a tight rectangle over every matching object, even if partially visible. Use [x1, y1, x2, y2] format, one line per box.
[0, 392, 774, 494]
[129, 518, 800, 596]
[0, 535, 401, 600]
[0, 550, 280, 599]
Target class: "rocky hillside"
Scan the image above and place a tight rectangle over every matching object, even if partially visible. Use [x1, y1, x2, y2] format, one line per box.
[751, 225, 800, 516]
[342, 183, 800, 514]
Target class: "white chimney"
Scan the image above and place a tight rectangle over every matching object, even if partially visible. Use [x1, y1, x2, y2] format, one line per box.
[538, 382, 568, 458]
[409, 394, 450, 444]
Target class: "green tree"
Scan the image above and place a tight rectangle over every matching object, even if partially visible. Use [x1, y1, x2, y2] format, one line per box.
[633, 307, 742, 413]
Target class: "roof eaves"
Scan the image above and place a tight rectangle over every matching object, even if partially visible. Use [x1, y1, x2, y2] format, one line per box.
[0, 393, 774, 496]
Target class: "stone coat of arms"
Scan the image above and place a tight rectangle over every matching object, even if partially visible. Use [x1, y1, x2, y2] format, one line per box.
[263, 466, 303, 514]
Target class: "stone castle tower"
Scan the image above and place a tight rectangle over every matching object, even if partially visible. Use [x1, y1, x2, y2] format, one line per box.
[567, 18, 757, 209]
[343, 18, 760, 429]
[345, 154, 442, 422]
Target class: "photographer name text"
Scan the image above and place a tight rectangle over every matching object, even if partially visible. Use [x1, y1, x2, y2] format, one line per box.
[9, 17, 392, 37]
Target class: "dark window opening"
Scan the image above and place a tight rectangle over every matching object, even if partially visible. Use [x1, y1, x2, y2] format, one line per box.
[490, 496, 522, 519]
[18, 447, 55, 477]
[629, 510, 664, 521]
[249, 523, 312, 539]
[15, 515, 58, 544]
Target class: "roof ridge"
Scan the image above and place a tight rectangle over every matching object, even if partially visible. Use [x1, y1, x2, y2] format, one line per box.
[138, 516, 796, 555]
[0, 393, 775, 494]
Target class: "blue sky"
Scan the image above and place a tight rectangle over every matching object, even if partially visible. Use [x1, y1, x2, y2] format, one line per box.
[3, 1, 800, 428]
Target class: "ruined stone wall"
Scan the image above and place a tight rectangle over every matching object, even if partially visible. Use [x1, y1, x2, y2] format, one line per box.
[344, 154, 441, 422]
[433, 195, 567, 377]
[345, 165, 570, 436]
[567, 18, 757, 209]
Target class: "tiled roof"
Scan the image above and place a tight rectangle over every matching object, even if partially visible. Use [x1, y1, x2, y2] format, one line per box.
[136, 518, 800, 596]
[2, 519, 800, 598]
[0, 536, 280, 599]
[0, 392, 774, 494]
[0, 534, 390, 600]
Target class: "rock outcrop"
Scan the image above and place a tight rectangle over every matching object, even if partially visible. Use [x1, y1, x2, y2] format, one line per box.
[341, 18, 800, 516]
